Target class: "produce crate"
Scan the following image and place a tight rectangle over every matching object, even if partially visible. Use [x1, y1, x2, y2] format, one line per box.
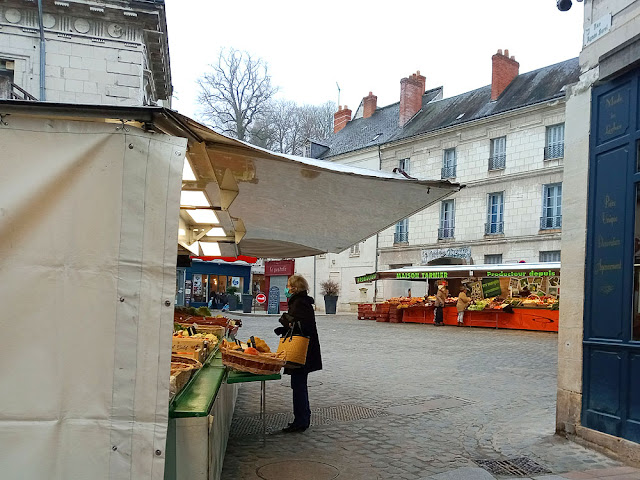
[357, 303, 376, 320]
[375, 303, 391, 313]
[388, 308, 404, 323]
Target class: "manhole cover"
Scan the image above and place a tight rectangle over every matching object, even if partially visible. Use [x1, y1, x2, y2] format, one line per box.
[474, 457, 551, 476]
[231, 404, 387, 436]
[257, 460, 339, 480]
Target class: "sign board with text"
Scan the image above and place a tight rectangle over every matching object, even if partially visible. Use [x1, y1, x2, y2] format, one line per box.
[267, 286, 280, 314]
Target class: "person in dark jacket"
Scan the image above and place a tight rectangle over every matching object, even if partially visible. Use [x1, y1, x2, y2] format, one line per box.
[274, 274, 322, 433]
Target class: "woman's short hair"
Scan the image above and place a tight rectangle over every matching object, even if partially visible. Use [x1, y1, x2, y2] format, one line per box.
[288, 274, 309, 293]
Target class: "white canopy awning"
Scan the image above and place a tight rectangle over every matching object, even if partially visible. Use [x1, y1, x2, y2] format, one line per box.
[164, 110, 461, 258]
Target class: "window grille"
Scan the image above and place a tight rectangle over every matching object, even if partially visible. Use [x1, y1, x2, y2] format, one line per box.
[489, 136, 507, 170]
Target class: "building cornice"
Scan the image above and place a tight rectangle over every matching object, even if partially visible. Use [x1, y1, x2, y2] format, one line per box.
[0, 0, 171, 99]
[379, 231, 562, 255]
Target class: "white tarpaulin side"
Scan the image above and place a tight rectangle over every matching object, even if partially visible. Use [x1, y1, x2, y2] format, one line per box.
[0, 115, 185, 479]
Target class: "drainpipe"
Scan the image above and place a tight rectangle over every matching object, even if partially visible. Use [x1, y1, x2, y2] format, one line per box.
[313, 255, 317, 300]
[37, 0, 45, 100]
[374, 144, 383, 303]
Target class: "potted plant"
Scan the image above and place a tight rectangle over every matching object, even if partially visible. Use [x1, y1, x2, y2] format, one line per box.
[226, 286, 239, 310]
[320, 280, 340, 314]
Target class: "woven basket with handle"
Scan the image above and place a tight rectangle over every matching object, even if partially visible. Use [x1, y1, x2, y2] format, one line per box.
[221, 347, 285, 375]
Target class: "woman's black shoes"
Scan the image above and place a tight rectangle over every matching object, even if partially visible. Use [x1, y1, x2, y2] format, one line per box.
[282, 424, 308, 433]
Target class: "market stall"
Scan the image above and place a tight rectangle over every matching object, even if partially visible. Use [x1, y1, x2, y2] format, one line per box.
[0, 101, 460, 479]
[356, 263, 560, 332]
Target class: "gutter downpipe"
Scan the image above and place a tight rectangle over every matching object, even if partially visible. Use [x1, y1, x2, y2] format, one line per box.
[374, 144, 382, 303]
[37, 0, 45, 100]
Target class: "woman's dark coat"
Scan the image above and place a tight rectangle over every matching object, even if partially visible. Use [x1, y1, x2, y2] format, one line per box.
[277, 291, 322, 374]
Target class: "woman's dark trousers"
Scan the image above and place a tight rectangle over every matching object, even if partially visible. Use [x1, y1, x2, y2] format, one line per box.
[291, 371, 311, 428]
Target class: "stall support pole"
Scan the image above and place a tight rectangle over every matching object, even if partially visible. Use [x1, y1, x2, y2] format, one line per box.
[261, 380, 266, 447]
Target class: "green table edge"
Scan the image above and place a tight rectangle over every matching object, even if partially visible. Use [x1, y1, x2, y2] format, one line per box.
[226, 371, 282, 384]
[170, 349, 226, 418]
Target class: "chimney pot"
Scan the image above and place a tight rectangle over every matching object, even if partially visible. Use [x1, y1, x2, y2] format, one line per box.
[491, 48, 519, 101]
[333, 105, 352, 133]
[511, 56, 515, 60]
[363, 91, 378, 119]
[399, 70, 426, 127]
[497, 49, 502, 55]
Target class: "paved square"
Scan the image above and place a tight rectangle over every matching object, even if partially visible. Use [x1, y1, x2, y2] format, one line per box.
[221, 314, 629, 479]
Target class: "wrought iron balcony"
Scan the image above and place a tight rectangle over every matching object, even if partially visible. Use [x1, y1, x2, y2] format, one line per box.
[544, 143, 564, 160]
[488, 154, 506, 171]
[540, 215, 562, 229]
[394, 231, 409, 244]
[441, 165, 456, 179]
[438, 226, 455, 239]
[485, 221, 504, 235]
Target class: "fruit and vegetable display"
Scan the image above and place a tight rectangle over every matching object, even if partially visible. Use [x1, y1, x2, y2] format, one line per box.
[170, 308, 242, 400]
[220, 337, 285, 375]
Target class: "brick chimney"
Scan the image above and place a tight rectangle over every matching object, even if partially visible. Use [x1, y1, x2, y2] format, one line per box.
[399, 70, 426, 127]
[491, 49, 519, 101]
[363, 91, 377, 119]
[333, 105, 352, 133]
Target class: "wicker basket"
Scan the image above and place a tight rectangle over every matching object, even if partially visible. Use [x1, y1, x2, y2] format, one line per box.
[221, 347, 285, 375]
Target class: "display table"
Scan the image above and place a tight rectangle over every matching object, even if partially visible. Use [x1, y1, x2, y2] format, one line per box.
[227, 370, 282, 445]
[399, 304, 559, 332]
[165, 351, 237, 480]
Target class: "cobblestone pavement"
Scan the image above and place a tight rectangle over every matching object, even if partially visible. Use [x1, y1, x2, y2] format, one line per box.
[221, 314, 634, 480]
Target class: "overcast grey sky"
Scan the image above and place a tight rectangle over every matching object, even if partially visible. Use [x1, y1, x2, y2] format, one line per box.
[165, 1, 585, 120]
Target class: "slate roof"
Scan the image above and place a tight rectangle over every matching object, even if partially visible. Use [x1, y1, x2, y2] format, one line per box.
[317, 58, 580, 159]
[320, 88, 443, 158]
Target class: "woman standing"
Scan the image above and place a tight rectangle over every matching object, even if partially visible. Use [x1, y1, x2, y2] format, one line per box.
[434, 282, 448, 326]
[456, 287, 472, 326]
[274, 274, 322, 433]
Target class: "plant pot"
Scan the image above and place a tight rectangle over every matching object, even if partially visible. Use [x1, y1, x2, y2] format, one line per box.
[228, 294, 238, 311]
[324, 295, 338, 314]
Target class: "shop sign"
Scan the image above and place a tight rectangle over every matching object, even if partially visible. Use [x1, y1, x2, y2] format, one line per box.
[481, 278, 502, 298]
[421, 247, 471, 265]
[356, 273, 377, 284]
[185, 280, 192, 306]
[231, 277, 241, 288]
[485, 270, 557, 277]
[395, 271, 448, 280]
[265, 260, 295, 276]
[267, 286, 280, 314]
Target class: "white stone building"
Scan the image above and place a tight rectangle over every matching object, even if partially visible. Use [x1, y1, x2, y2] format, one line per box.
[0, 0, 171, 105]
[299, 51, 580, 311]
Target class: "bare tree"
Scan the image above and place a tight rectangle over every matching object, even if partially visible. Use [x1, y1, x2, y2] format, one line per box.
[250, 100, 336, 155]
[197, 48, 277, 141]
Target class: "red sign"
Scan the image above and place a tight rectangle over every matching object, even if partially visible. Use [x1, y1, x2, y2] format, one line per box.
[256, 293, 267, 304]
[265, 260, 295, 276]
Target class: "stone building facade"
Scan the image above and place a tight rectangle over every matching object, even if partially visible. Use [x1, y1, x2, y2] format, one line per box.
[558, 0, 640, 461]
[0, 0, 171, 105]
[299, 52, 579, 311]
